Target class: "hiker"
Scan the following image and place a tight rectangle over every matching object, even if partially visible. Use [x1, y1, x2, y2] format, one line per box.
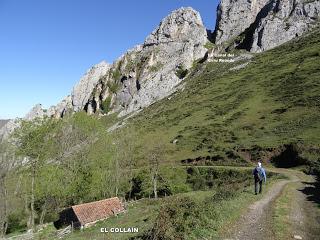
[253, 162, 266, 195]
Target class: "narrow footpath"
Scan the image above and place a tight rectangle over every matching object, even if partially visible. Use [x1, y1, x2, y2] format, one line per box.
[224, 169, 320, 240]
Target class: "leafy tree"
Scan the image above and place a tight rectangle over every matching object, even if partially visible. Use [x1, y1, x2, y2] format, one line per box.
[13, 118, 57, 231]
[146, 136, 166, 199]
[111, 126, 137, 198]
[0, 141, 17, 236]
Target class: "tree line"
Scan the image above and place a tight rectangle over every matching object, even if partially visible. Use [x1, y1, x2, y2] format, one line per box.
[0, 112, 165, 236]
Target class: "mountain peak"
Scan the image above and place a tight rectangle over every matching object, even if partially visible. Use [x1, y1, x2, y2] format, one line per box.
[144, 7, 206, 46]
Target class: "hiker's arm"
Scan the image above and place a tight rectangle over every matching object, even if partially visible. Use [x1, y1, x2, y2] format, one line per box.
[263, 169, 267, 182]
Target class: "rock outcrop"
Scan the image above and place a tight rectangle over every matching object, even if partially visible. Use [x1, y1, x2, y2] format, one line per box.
[1, 7, 209, 139]
[0, 120, 9, 130]
[85, 7, 209, 117]
[47, 95, 73, 119]
[2, 3, 319, 140]
[72, 61, 110, 112]
[214, 0, 270, 44]
[215, 0, 320, 52]
[0, 119, 20, 141]
[246, 0, 320, 52]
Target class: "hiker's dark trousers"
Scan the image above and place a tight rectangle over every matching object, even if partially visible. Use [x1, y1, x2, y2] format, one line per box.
[255, 180, 263, 194]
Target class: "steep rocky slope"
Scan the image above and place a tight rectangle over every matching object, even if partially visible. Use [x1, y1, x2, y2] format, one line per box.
[12, 7, 208, 120]
[86, 7, 208, 117]
[1, 2, 319, 140]
[215, 0, 320, 52]
[0, 120, 9, 129]
[125, 26, 320, 164]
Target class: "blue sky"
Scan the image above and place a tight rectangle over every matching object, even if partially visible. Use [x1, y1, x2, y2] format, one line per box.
[0, 0, 219, 119]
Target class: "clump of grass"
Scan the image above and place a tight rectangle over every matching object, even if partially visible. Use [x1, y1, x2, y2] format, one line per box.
[175, 66, 189, 79]
[106, 81, 120, 93]
[101, 96, 112, 114]
[111, 69, 121, 81]
[204, 41, 215, 50]
[149, 62, 163, 72]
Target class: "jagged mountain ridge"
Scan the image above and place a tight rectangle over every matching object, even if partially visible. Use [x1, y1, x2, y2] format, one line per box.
[1, 1, 319, 139]
[18, 7, 209, 119]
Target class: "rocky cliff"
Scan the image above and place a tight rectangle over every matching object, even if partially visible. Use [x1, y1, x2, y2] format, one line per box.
[36, 7, 208, 118]
[214, 0, 270, 44]
[0, 120, 9, 130]
[215, 0, 320, 52]
[0, 7, 209, 140]
[85, 7, 208, 117]
[1, 2, 319, 140]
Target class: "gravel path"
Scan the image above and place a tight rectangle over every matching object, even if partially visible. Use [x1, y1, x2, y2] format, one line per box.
[290, 179, 320, 240]
[224, 170, 320, 240]
[225, 179, 291, 240]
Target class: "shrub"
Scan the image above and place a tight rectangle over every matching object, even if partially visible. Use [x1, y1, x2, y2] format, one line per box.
[6, 210, 28, 234]
[175, 67, 189, 79]
[150, 196, 201, 240]
[204, 41, 215, 50]
[111, 69, 121, 81]
[106, 81, 120, 93]
[149, 62, 163, 73]
[101, 97, 112, 114]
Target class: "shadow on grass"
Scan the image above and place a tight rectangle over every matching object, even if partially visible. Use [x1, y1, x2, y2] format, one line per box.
[300, 177, 320, 208]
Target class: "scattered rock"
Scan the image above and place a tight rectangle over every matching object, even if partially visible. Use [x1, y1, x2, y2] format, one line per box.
[294, 235, 303, 240]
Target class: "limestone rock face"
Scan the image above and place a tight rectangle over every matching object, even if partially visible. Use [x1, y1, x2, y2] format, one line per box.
[248, 0, 320, 52]
[24, 104, 47, 121]
[214, 0, 270, 44]
[145, 7, 207, 45]
[0, 119, 20, 141]
[47, 95, 73, 118]
[72, 61, 111, 112]
[86, 7, 208, 117]
[215, 0, 320, 52]
[0, 120, 9, 130]
[0, 97, 74, 140]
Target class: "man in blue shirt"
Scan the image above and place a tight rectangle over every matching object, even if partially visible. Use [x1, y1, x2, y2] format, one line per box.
[253, 162, 266, 195]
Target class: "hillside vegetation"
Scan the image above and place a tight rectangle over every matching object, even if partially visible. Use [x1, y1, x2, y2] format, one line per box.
[1, 27, 319, 238]
[126, 26, 320, 168]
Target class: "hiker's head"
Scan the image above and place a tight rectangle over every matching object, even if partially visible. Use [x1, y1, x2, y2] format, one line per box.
[258, 162, 262, 168]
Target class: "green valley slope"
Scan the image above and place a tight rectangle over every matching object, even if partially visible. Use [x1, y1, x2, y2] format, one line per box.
[120, 26, 320, 167]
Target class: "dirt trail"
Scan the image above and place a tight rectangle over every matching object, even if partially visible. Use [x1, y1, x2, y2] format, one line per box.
[289, 179, 320, 240]
[224, 169, 320, 240]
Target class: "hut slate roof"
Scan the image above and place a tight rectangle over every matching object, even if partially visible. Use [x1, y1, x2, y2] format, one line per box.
[71, 197, 124, 226]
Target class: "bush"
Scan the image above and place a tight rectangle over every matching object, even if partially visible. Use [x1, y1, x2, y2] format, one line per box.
[6, 210, 28, 234]
[111, 69, 121, 81]
[150, 196, 201, 240]
[126, 170, 172, 199]
[101, 97, 112, 114]
[107, 82, 120, 93]
[175, 67, 189, 79]
[204, 41, 215, 50]
[149, 62, 163, 72]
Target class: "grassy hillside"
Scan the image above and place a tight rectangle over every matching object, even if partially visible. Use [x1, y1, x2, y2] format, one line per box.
[2, 26, 319, 239]
[121, 26, 320, 166]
